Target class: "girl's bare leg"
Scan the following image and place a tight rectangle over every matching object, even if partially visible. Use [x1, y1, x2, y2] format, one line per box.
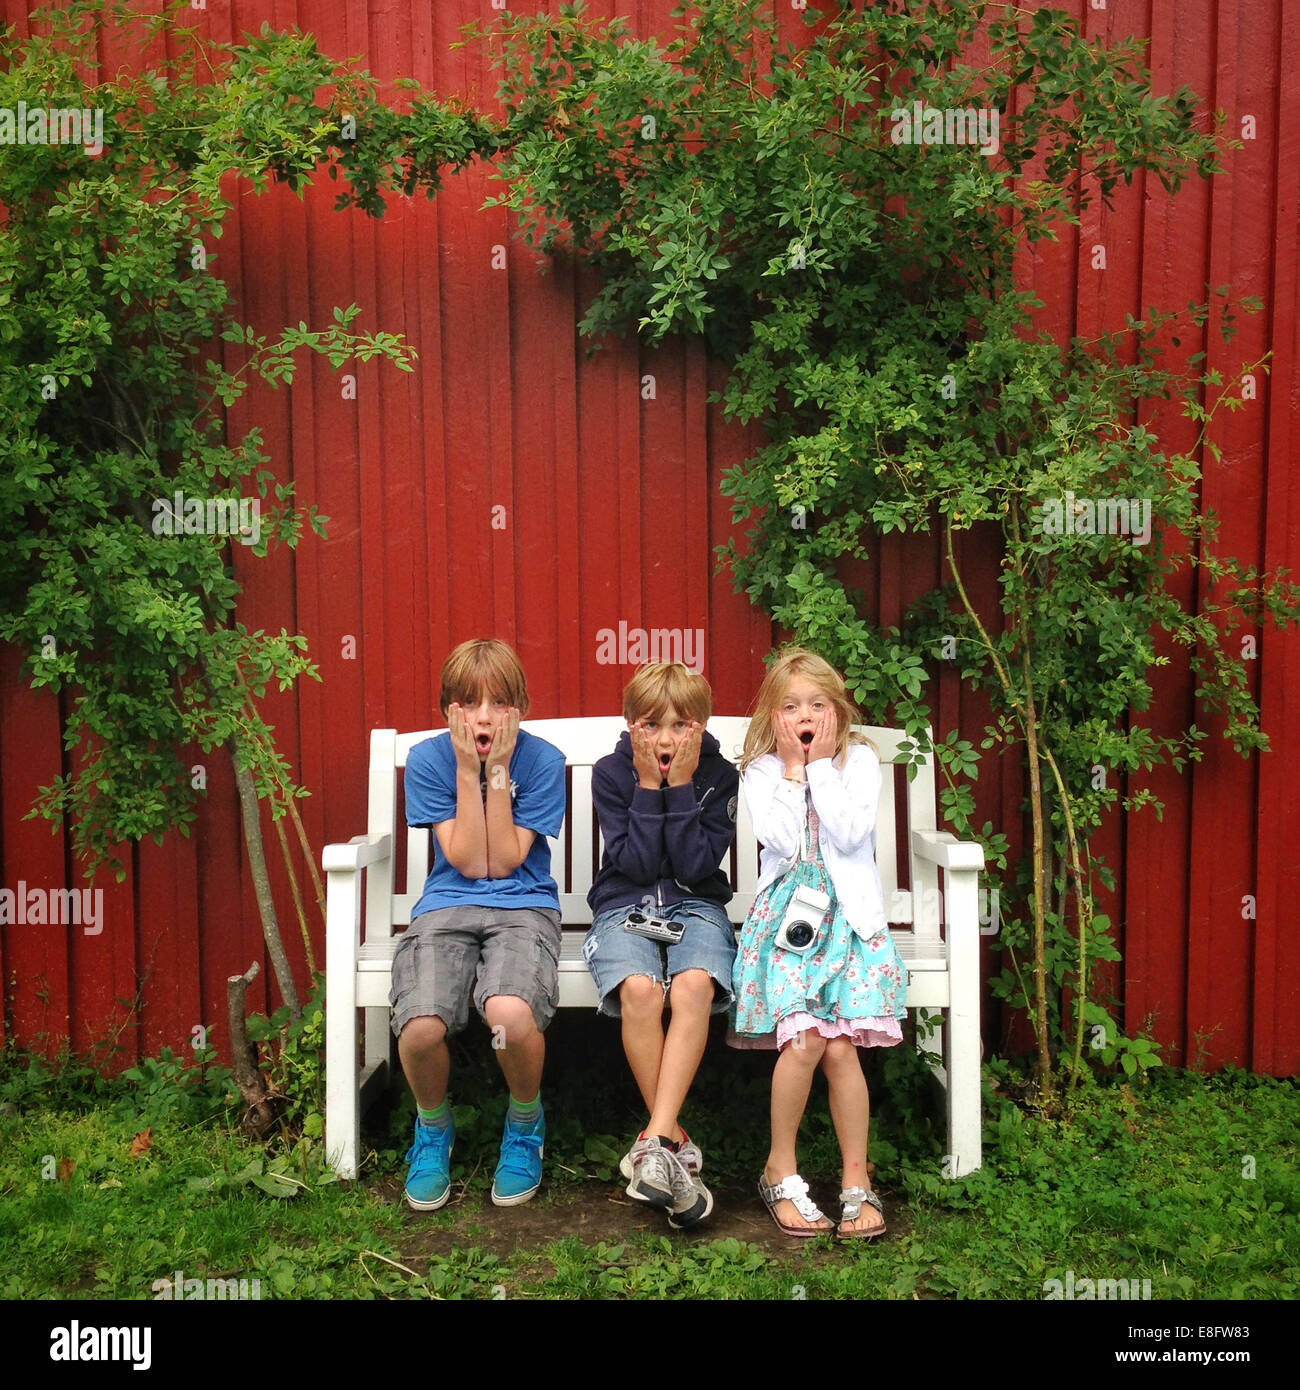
[821, 1037, 882, 1234]
[763, 1029, 832, 1232]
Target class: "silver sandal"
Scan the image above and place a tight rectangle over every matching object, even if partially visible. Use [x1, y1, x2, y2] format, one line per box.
[837, 1185, 886, 1240]
[758, 1173, 830, 1239]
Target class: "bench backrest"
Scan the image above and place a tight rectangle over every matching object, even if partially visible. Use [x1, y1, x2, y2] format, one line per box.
[361, 717, 941, 950]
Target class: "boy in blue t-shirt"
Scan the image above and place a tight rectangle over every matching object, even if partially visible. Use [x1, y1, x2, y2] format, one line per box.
[391, 639, 566, 1210]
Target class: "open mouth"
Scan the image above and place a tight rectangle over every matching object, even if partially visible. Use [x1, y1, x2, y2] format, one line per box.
[799, 731, 814, 747]
[658, 753, 673, 772]
[476, 734, 493, 754]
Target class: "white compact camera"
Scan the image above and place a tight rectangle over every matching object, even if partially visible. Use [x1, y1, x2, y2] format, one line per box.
[774, 884, 830, 954]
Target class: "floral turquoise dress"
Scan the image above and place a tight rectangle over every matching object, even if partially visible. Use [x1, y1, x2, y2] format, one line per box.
[730, 792, 906, 1050]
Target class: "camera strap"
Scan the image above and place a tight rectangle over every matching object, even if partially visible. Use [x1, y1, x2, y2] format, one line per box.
[796, 784, 813, 865]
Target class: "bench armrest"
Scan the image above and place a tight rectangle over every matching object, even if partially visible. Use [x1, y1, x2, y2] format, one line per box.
[911, 829, 984, 873]
[322, 833, 393, 873]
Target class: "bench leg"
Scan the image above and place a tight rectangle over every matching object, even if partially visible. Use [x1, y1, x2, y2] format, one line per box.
[944, 1005, 982, 1177]
[325, 1010, 360, 1180]
[325, 999, 360, 1179]
[325, 871, 362, 1180]
[945, 873, 983, 1177]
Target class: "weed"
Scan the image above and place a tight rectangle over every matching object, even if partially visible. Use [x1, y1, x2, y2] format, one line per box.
[244, 974, 327, 1134]
[115, 1047, 240, 1129]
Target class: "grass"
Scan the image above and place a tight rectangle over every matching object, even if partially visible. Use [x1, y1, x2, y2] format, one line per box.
[0, 1013, 1295, 1300]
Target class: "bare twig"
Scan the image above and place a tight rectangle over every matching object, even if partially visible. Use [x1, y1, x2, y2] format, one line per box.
[274, 811, 317, 975]
[230, 748, 301, 1019]
[226, 961, 277, 1137]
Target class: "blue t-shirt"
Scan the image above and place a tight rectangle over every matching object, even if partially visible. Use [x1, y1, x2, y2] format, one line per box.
[405, 728, 566, 917]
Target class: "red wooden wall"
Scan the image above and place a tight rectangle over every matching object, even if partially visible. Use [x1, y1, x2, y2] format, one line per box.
[1, 1, 1296, 1076]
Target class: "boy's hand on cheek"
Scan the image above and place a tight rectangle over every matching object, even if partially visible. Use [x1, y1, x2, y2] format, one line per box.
[488, 707, 520, 774]
[667, 721, 702, 787]
[630, 722, 661, 790]
[447, 704, 481, 774]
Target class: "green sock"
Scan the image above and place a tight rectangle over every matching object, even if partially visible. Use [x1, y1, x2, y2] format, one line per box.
[418, 1100, 450, 1128]
[507, 1092, 541, 1124]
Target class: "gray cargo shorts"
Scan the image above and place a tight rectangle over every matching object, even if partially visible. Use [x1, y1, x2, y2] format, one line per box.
[389, 904, 563, 1040]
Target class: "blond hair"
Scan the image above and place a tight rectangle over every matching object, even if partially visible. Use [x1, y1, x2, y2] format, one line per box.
[622, 662, 712, 725]
[739, 647, 874, 770]
[439, 638, 530, 717]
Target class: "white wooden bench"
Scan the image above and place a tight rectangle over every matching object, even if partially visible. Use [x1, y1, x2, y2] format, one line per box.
[324, 716, 984, 1181]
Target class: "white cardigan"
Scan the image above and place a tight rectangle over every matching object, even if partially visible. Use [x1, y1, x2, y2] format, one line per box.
[741, 743, 888, 943]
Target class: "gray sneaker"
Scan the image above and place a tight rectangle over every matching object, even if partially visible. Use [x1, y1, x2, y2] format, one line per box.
[667, 1145, 713, 1229]
[676, 1136, 704, 1175]
[622, 1133, 704, 1179]
[626, 1135, 680, 1209]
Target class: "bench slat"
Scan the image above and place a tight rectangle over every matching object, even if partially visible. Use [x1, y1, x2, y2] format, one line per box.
[365, 730, 397, 943]
[877, 759, 899, 916]
[904, 736, 942, 948]
[405, 824, 428, 922]
[569, 765, 595, 901]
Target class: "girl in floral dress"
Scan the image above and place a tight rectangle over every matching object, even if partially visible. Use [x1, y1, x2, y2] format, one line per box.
[730, 649, 905, 1240]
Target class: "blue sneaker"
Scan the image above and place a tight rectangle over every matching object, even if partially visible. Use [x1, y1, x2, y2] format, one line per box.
[403, 1116, 454, 1211]
[491, 1106, 545, 1206]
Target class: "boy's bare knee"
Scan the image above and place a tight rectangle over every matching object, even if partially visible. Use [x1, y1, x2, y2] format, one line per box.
[668, 969, 715, 1010]
[399, 1015, 447, 1051]
[483, 994, 536, 1041]
[619, 974, 664, 1017]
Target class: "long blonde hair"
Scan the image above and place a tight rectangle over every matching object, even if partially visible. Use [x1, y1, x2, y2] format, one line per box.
[739, 647, 875, 771]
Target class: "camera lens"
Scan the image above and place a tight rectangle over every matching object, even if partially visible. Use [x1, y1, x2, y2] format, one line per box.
[786, 919, 814, 948]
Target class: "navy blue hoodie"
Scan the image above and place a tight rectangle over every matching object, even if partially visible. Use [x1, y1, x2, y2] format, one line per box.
[587, 728, 740, 917]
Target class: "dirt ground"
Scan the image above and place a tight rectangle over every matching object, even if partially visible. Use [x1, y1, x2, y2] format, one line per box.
[373, 1173, 905, 1268]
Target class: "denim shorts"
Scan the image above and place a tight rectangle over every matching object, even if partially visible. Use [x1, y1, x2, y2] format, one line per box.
[582, 899, 738, 1018]
[389, 905, 562, 1039]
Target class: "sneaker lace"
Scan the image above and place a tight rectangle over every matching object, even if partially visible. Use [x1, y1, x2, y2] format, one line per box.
[499, 1128, 544, 1177]
[668, 1152, 700, 1204]
[676, 1140, 702, 1175]
[405, 1123, 448, 1167]
[641, 1146, 679, 1189]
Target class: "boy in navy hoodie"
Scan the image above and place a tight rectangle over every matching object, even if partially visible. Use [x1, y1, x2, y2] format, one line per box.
[585, 662, 740, 1227]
